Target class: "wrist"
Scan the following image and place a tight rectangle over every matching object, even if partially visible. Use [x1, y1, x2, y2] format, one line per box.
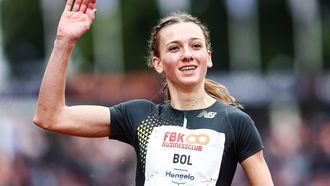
[54, 38, 75, 49]
[55, 36, 76, 45]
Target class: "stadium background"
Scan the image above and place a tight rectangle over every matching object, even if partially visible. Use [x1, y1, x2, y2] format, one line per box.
[0, 0, 330, 185]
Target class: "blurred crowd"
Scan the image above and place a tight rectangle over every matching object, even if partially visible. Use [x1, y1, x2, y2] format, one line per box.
[0, 97, 329, 186]
[0, 98, 136, 186]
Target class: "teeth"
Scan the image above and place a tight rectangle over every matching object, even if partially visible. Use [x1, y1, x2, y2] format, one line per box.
[180, 66, 197, 71]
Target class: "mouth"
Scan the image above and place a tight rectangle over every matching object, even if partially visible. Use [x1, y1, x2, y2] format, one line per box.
[179, 65, 197, 72]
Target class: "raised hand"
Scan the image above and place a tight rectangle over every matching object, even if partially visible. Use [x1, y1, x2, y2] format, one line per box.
[56, 0, 96, 43]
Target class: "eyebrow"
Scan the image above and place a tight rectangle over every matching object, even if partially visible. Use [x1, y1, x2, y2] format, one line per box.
[165, 37, 203, 46]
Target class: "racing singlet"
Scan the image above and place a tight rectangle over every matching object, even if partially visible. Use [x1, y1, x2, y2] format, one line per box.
[145, 125, 225, 185]
[109, 99, 264, 186]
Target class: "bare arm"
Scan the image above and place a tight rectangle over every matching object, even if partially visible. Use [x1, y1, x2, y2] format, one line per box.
[241, 150, 274, 186]
[33, 0, 110, 137]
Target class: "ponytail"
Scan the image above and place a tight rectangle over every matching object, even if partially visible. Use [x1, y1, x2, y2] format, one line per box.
[204, 78, 243, 109]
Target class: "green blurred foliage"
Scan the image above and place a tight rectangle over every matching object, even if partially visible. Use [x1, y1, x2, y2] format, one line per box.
[75, 29, 95, 72]
[1, 0, 330, 75]
[324, 22, 330, 69]
[121, 0, 160, 72]
[321, 0, 330, 69]
[1, 0, 45, 77]
[259, 0, 294, 71]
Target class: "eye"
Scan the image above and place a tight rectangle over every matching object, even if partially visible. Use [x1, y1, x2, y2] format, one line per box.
[169, 46, 179, 52]
[192, 43, 202, 49]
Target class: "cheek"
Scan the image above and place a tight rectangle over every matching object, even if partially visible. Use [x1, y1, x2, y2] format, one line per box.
[161, 55, 179, 71]
[195, 52, 210, 66]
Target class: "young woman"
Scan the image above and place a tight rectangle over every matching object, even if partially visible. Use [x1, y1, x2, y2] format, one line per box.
[33, 0, 274, 185]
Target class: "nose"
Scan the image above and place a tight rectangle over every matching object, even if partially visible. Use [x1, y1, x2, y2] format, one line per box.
[181, 47, 193, 62]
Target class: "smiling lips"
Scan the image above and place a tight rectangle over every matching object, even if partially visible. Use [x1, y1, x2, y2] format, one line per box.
[179, 65, 197, 71]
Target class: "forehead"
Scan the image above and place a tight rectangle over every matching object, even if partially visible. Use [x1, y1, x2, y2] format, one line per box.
[158, 22, 205, 44]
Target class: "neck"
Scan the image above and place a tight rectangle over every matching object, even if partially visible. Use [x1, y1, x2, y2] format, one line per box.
[168, 84, 215, 110]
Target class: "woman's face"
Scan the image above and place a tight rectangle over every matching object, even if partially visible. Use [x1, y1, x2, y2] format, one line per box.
[152, 22, 212, 89]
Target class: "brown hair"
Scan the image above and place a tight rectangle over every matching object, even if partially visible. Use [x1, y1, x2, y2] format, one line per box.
[147, 12, 242, 108]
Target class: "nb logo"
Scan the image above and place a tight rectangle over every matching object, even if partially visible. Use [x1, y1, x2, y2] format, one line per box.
[197, 110, 217, 118]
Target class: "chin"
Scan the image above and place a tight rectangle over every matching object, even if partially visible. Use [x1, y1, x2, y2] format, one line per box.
[179, 79, 202, 87]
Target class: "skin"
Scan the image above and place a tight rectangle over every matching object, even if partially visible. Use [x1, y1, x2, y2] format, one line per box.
[241, 151, 274, 185]
[152, 22, 215, 110]
[33, 0, 110, 137]
[33, 0, 274, 185]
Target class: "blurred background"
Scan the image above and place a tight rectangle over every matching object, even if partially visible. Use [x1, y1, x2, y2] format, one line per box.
[1, 0, 330, 185]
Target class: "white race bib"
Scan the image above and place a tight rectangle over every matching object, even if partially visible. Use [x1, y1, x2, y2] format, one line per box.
[145, 126, 225, 186]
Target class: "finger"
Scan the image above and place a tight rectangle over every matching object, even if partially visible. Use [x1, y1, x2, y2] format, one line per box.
[71, 0, 83, 12]
[65, 0, 75, 11]
[88, 0, 96, 10]
[89, 0, 96, 5]
[90, 9, 97, 20]
[86, 1, 96, 15]
[79, 0, 89, 13]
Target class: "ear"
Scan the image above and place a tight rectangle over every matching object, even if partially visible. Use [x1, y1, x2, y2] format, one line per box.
[207, 50, 213, 68]
[152, 57, 164, 74]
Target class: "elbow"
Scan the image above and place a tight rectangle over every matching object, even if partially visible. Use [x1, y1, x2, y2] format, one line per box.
[33, 113, 51, 130]
[33, 107, 60, 131]
[33, 101, 66, 131]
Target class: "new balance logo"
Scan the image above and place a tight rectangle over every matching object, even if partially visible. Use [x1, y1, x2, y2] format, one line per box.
[197, 110, 217, 118]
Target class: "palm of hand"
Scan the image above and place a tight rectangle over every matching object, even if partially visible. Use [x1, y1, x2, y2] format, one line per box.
[57, 9, 94, 42]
